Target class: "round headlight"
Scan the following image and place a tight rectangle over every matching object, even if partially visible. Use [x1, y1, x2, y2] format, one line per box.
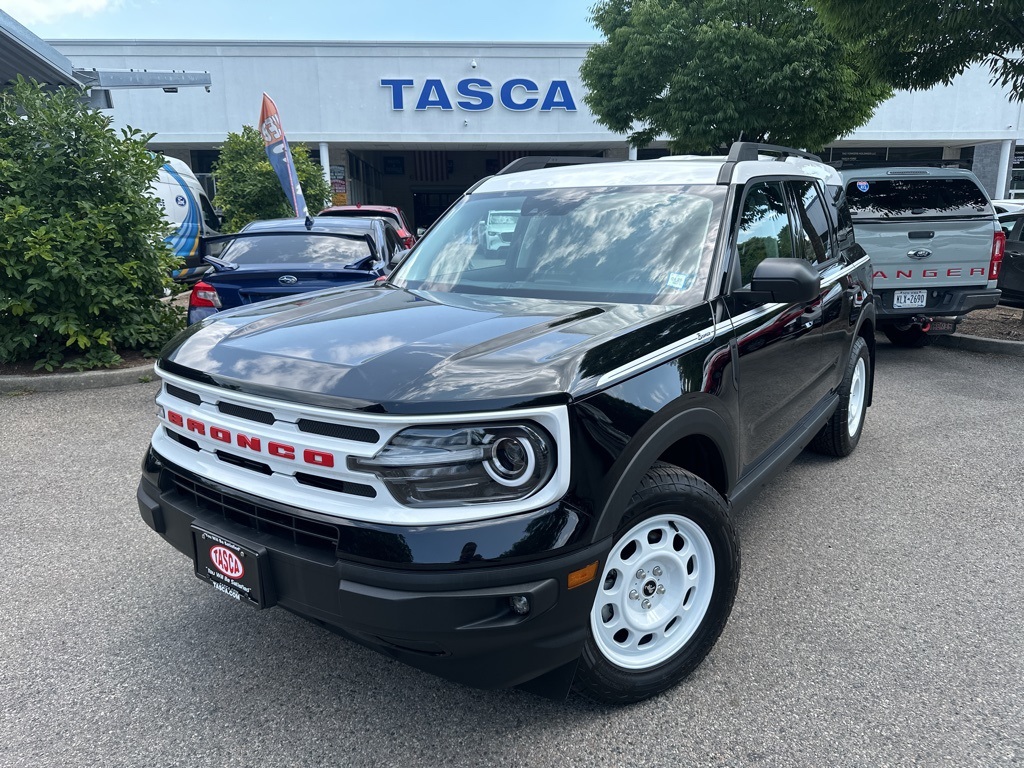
[350, 421, 556, 506]
[485, 436, 536, 487]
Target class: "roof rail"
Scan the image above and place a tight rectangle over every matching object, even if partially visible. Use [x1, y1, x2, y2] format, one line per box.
[464, 176, 493, 194]
[495, 155, 616, 176]
[716, 141, 822, 184]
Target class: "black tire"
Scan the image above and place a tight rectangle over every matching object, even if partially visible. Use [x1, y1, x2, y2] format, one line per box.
[574, 465, 739, 705]
[883, 324, 930, 348]
[810, 335, 870, 457]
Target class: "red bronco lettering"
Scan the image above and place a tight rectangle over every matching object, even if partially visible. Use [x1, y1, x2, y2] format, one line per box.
[164, 410, 336, 467]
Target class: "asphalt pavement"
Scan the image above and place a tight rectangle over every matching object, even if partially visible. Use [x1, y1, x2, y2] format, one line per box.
[1, 342, 1022, 767]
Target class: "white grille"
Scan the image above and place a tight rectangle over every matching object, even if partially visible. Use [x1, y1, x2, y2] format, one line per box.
[152, 368, 571, 525]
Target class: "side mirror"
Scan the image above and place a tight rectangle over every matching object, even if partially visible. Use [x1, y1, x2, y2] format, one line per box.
[416, 227, 427, 237]
[739, 258, 820, 304]
[388, 247, 411, 271]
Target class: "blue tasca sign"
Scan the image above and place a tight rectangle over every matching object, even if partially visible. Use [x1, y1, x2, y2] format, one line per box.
[381, 78, 577, 112]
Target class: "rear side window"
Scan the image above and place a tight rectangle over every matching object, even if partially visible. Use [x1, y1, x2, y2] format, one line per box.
[790, 180, 832, 264]
[827, 184, 856, 252]
[383, 225, 403, 258]
[845, 178, 992, 219]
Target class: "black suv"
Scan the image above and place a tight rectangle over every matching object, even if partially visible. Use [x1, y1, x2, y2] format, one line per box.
[137, 144, 875, 704]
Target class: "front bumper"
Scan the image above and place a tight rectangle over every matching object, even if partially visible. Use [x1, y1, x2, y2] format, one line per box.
[137, 449, 607, 693]
[875, 286, 1000, 321]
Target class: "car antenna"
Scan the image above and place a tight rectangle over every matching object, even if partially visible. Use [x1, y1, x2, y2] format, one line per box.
[304, 214, 314, 230]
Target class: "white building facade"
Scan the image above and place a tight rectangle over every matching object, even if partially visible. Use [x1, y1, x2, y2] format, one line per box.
[53, 39, 1024, 229]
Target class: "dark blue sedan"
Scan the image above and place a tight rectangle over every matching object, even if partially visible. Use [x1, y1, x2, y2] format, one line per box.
[187, 216, 408, 324]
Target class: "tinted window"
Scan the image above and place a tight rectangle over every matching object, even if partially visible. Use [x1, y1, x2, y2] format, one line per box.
[219, 234, 372, 265]
[736, 181, 793, 286]
[845, 178, 991, 218]
[790, 180, 832, 264]
[384, 226, 402, 257]
[1001, 215, 1024, 241]
[827, 184, 856, 252]
[393, 185, 725, 304]
[199, 194, 220, 233]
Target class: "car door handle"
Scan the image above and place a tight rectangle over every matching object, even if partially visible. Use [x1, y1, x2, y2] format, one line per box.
[908, 231, 935, 239]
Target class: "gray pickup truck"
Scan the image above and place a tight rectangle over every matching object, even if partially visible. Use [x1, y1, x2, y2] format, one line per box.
[840, 168, 1004, 347]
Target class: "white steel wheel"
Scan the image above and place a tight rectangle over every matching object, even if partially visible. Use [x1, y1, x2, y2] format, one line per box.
[847, 356, 866, 437]
[574, 466, 739, 704]
[591, 513, 716, 670]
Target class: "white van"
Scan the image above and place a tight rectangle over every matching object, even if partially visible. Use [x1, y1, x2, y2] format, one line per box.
[152, 156, 220, 278]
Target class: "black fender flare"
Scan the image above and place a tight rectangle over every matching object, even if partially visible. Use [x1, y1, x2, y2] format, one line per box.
[852, 302, 876, 345]
[592, 402, 737, 542]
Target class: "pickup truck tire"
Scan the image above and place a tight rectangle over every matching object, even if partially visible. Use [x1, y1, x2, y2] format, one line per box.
[574, 465, 739, 704]
[810, 336, 870, 457]
[882, 323, 930, 348]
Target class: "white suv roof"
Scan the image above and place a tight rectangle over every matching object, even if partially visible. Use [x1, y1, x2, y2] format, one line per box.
[476, 146, 841, 193]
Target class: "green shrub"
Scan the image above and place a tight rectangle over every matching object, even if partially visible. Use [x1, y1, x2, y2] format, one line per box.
[0, 77, 183, 371]
[213, 125, 332, 233]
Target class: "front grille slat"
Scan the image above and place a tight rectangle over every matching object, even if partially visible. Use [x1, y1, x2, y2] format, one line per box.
[297, 418, 379, 443]
[295, 472, 376, 498]
[166, 383, 201, 404]
[215, 450, 272, 475]
[167, 466, 341, 553]
[217, 401, 275, 425]
[165, 427, 200, 451]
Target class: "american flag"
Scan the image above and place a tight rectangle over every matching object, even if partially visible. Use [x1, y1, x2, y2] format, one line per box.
[414, 151, 449, 182]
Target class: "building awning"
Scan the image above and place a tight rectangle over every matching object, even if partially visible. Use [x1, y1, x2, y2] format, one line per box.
[0, 9, 78, 87]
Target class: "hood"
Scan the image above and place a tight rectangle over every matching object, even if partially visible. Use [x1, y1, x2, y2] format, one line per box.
[160, 285, 714, 414]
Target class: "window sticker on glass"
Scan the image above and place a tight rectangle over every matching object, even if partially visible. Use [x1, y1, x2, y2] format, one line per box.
[856, 181, 870, 193]
[667, 272, 694, 290]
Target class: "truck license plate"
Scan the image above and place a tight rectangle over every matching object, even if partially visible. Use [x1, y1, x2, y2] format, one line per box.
[192, 526, 268, 608]
[927, 319, 957, 335]
[893, 290, 927, 309]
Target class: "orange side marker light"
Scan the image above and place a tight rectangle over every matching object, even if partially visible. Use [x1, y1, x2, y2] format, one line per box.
[568, 561, 599, 590]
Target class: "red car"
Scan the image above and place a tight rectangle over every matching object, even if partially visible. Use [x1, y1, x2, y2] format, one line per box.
[319, 204, 416, 249]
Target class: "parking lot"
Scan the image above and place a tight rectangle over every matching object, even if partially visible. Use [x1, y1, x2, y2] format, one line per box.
[1, 342, 1022, 767]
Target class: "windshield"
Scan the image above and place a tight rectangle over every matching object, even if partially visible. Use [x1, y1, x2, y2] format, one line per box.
[215, 234, 373, 266]
[390, 185, 724, 304]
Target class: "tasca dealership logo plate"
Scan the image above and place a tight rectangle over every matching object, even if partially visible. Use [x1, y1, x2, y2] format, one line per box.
[192, 528, 267, 609]
[210, 545, 244, 579]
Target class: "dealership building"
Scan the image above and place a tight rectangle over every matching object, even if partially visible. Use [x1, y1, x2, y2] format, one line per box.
[49, 39, 1024, 230]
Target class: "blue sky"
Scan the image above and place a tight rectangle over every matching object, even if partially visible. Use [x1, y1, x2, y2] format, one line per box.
[7, 0, 603, 41]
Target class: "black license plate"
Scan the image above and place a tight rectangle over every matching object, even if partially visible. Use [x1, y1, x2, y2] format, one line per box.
[192, 526, 268, 609]
[927, 319, 957, 335]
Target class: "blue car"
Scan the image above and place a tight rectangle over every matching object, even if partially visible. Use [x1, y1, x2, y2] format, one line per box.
[187, 216, 409, 324]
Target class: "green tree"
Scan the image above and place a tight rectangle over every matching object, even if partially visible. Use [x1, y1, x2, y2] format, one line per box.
[580, 0, 891, 152]
[811, 1, 1024, 99]
[213, 125, 332, 232]
[0, 77, 182, 371]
